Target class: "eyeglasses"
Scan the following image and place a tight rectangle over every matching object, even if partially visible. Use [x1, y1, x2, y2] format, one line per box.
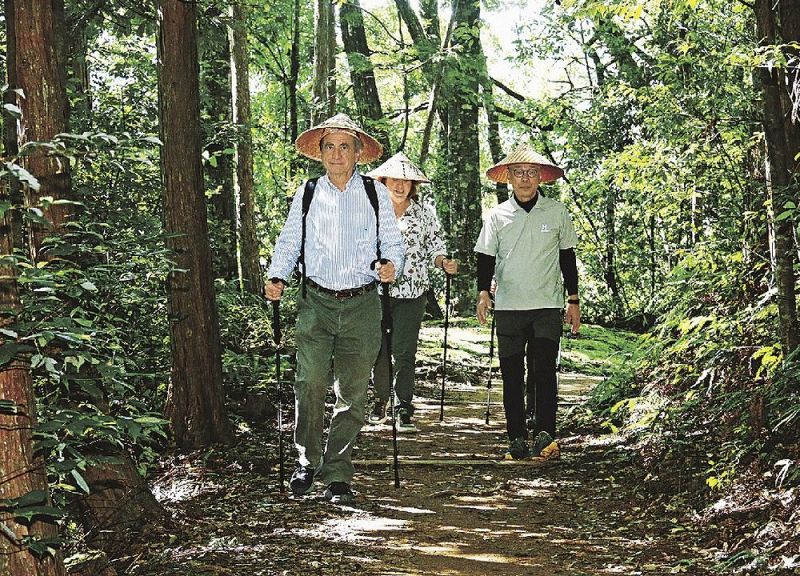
[510, 167, 540, 179]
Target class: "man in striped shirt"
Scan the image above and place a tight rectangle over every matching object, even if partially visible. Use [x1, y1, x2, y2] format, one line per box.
[266, 114, 405, 503]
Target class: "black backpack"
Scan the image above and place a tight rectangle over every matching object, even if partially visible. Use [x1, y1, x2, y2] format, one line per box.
[299, 175, 380, 297]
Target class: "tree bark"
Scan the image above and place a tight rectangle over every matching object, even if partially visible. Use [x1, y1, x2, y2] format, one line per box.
[756, 0, 800, 353]
[394, 0, 438, 81]
[477, 40, 506, 197]
[14, 0, 74, 261]
[419, 6, 456, 168]
[229, 1, 262, 294]
[340, 0, 391, 157]
[3, 0, 24, 252]
[312, 0, 336, 124]
[289, 0, 301, 145]
[71, 454, 164, 556]
[442, 0, 482, 312]
[605, 185, 624, 319]
[418, 0, 441, 44]
[0, 173, 64, 576]
[65, 16, 91, 131]
[157, 0, 231, 448]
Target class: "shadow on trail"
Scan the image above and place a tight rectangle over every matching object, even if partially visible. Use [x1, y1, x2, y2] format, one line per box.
[129, 326, 715, 576]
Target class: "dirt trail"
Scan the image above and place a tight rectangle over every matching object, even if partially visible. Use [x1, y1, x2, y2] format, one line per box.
[343, 376, 705, 576]
[138, 326, 716, 576]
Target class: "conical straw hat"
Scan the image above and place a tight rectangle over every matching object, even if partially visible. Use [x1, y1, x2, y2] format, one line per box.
[295, 113, 383, 164]
[366, 152, 431, 184]
[486, 143, 564, 184]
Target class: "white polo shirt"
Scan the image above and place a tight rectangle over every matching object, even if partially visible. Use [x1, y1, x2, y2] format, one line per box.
[474, 194, 578, 310]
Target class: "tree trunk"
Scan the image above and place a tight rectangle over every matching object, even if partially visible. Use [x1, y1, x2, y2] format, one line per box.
[65, 20, 91, 131]
[0, 185, 64, 576]
[157, 0, 231, 448]
[442, 0, 482, 312]
[605, 185, 624, 320]
[289, 0, 300, 145]
[777, 0, 800, 354]
[419, 6, 457, 167]
[229, 1, 262, 294]
[71, 454, 164, 556]
[477, 40, 506, 197]
[394, 0, 438, 81]
[312, 0, 336, 124]
[199, 8, 238, 281]
[14, 0, 74, 261]
[755, 0, 800, 353]
[3, 0, 24, 252]
[340, 0, 391, 157]
[419, 0, 441, 44]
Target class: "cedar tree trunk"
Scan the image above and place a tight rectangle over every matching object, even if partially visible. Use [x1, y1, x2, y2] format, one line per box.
[157, 0, 231, 448]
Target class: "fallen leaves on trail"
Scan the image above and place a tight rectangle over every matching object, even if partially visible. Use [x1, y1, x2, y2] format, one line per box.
[123, 323, 735, 575]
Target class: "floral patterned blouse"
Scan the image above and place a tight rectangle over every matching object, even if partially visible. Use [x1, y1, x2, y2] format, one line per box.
[391, 199, 447, 299]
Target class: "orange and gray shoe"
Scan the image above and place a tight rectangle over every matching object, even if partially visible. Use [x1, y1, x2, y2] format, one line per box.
[531, 431, 560, 460]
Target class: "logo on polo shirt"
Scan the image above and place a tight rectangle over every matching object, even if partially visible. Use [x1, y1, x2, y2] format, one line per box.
[541, 224, 551, 233]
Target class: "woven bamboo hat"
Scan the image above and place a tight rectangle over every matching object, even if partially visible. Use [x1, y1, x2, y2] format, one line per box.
[486, 143, 564, 184]
[367, 152, 431, 184]
[295, 113, 383, 164]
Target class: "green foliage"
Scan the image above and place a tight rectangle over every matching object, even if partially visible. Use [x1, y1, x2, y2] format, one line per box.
[502, 0, 759, 326]
[1, 0, 794, 570]
[586, 246, 800, 508]
[560, 324, 641, 376]
[215, 281, 293, 397]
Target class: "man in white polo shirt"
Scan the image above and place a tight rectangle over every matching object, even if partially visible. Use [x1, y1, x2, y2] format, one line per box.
[474, 143, 580, 460]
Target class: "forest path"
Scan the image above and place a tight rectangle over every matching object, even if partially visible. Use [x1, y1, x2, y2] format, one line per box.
[136, 323, 717, 576]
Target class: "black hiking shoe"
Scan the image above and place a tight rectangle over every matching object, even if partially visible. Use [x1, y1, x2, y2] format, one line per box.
[324, 482, 355, 504]
[531, 431, 560, 460]
[289, 465, 315, 495]
[368, 400, 388, 424]
[505, 436, 530, 460]
[396, 408, 417, 433]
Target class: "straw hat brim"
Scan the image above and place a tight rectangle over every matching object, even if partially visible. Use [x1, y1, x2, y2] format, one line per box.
[486, 146, 564, 184]
[367, 152, 431, 184]
[295, 119, 383, 164]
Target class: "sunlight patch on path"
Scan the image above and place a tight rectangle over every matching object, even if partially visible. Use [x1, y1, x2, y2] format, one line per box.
[413, 542, 538, 569]
[293, 511, 412, 543]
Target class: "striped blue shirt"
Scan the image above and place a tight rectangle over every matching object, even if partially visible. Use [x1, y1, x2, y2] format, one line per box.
[268, 171, 406, 290]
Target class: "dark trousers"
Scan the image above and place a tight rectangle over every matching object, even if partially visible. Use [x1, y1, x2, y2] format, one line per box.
[495, 309, 561, 441]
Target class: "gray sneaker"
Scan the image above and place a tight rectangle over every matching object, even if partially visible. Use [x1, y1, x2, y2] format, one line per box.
[324, 482, 355, 504]
[368, 400, 388, 424]
[396, 408, 417, 433]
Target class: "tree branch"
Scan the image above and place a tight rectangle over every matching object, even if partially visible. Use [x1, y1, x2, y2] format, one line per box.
[490, 77, 527, 101]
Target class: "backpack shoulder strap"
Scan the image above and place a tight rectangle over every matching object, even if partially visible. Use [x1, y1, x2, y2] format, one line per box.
[299, 177, 319, 298]
[302, 177, 318, 217]
[361, 175, 381, 262]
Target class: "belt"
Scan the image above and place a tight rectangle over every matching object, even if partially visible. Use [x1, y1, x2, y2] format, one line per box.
[306, 278, 377, 300]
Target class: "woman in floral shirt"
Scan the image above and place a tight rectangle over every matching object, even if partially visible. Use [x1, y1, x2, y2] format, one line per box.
[368, 153, 459, 431]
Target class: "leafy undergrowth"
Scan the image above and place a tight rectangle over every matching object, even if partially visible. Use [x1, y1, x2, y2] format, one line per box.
[571, 252, 800, 575]
[98, 319, 795, 576]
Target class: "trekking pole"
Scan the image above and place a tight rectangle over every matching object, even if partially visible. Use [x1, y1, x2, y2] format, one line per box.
[268, 279, 286, 495]
[439, 269, 451, 422]
[484, 306, 496, 425]
[378, 271, 401, 489]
